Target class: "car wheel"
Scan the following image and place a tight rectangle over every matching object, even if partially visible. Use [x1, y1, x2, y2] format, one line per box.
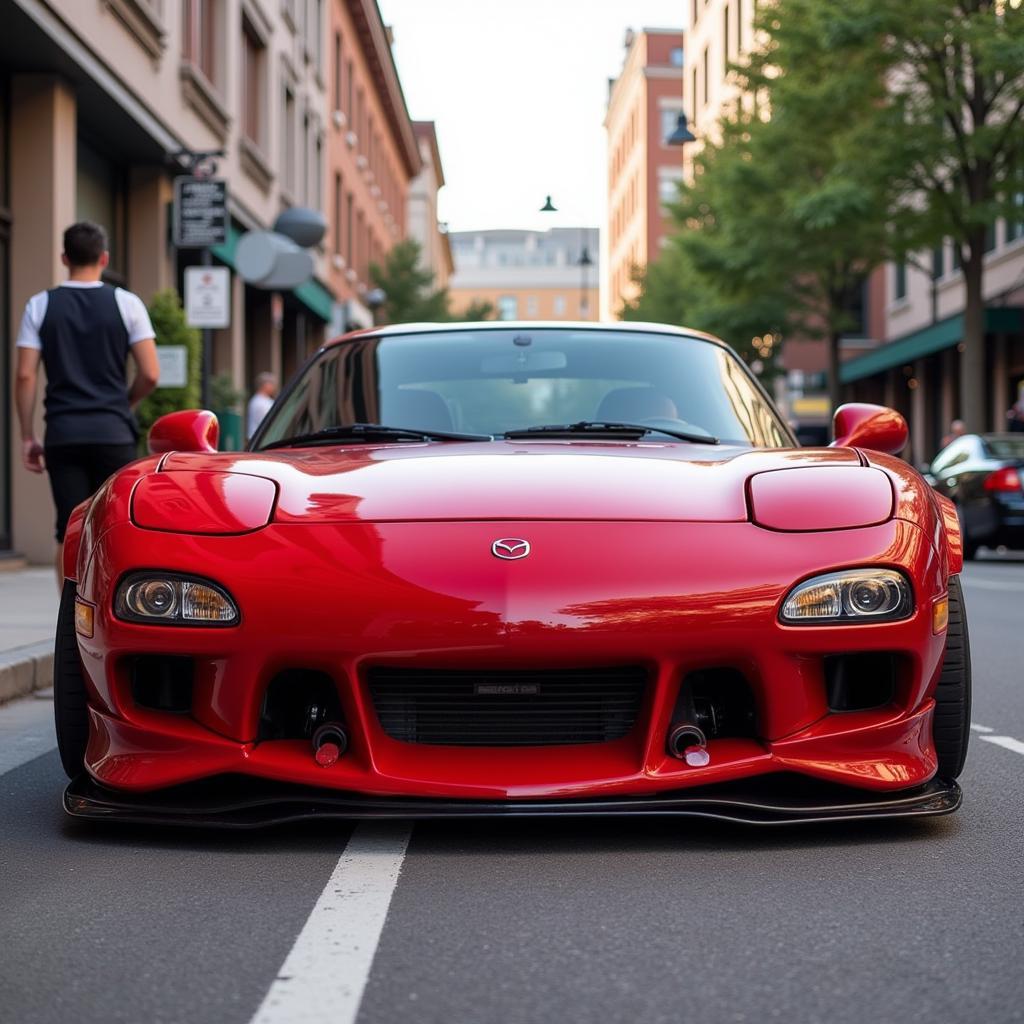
[933, 575, 971, 779]
[54, 581, 90, 779]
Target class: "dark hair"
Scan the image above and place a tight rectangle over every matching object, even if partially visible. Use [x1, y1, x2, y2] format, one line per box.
[63, 221, 108, 267]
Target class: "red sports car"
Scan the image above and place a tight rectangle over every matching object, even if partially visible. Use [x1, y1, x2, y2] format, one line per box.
[58, 323, 969, 826]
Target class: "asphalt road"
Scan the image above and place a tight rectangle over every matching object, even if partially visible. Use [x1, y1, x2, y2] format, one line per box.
[2, 558, 1024, 1024]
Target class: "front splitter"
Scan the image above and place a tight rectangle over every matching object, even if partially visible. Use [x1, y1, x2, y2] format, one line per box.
[64, 773, 962, 829]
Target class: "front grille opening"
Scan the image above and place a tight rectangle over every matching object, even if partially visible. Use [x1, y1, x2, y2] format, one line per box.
[131, 656, 194, 714]
[677, 668, 758, 739]
[368, 666, 648, 746]
[258, 670, 343, 742]
[824, 653, 898, 712]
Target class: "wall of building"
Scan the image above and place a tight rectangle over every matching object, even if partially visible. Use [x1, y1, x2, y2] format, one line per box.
[449, 228, 600, 323]
[407, 121, 452, 291]
[604, 28, 685, 322]
[325, 0, 419, 331]
[2, 0, 337, 562]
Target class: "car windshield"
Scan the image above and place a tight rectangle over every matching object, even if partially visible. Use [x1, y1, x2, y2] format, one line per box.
[252, 328, 791, 449]
[985, 436, 1024, 460]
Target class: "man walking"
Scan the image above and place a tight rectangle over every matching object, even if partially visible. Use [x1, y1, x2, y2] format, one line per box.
[15, 221, 160, 580]
[246, 371, 279, 440]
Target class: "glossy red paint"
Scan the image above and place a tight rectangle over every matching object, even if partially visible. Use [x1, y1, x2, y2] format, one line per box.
[148, 410, 220, 455]
[831, 403, 909, 456]
[131, 472, 278, 535]
[749, 467, 894, 532]
[60, 329, 962, 816]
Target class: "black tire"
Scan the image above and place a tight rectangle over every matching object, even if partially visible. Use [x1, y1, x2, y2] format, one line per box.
[54, 580, 90, 779]
[933, 575, 971, 779]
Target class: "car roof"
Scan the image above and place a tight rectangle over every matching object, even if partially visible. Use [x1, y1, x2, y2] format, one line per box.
[322, 320, 728, 350]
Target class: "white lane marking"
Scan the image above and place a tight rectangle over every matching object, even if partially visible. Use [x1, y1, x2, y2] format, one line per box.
[981, 735, 1024, 757]
[0, 696, 56, 776]
[251, 821, 413, 1024]
[970, 723, 994, 733]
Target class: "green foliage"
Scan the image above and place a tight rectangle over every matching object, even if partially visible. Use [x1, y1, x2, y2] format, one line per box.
[134, 289, 201, 440]
[210, 373, 244, 413]
[370, 239, 494, 324]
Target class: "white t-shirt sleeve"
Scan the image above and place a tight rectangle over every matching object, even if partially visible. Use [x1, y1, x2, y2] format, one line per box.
[114, 288, 156, 345]
[15, 291, 49, 350]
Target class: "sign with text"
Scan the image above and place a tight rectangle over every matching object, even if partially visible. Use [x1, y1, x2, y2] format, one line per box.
[173, 176, 228, 248]
[156, 345, 189, 389]
[184, 265, 231, 328]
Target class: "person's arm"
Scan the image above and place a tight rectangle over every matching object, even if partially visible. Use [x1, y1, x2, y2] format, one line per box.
[15, 347, 45, 473]
[128, 338, 159, 408]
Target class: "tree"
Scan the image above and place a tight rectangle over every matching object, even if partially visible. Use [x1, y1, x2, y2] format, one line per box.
[369, 239, 494, 324]
[134, 289, 201, 448]
[826, 0, 1024, 430]
[630, 0, 904, 408]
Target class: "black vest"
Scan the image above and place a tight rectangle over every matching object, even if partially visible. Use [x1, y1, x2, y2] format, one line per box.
[39, 284, 138, 446]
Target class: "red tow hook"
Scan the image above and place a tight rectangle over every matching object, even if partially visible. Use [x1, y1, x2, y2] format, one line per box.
[312, 723, 349, 767]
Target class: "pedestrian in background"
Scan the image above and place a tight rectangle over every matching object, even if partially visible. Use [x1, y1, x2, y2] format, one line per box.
[940, 418, 967, 449]
[15, 221, 159, 582]
[247, 371, 279, 440]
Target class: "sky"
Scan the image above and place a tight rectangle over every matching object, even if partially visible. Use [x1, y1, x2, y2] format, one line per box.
[377, 0, 685, 235]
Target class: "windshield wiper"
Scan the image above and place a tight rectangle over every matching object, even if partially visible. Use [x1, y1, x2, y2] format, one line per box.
[261, 423, 493, 450]
[503, 421, 719, 444]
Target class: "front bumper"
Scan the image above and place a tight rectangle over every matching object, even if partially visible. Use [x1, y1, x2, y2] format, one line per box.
[65, 772, 961, 828]
[73, 517, 952, 805]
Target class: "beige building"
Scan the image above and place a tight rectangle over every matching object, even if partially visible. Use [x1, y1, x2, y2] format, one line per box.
[449, 229, 599, 323]
[603, 28, 686, 321]
[2, 0, 334, 562]
[407, 121, 453, 291]
[841, 226, 1024, 466]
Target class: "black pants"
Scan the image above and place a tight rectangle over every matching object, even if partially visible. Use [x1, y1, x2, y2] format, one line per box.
[45, 443, 138, 542]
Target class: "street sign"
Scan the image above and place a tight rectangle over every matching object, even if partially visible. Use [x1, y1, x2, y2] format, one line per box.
[184, 265, 231, 328]
[156, 345, 189, 388]
[173, 176, 228, 248]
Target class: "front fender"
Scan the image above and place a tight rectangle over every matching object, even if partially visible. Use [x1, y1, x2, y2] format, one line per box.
[934, 492, 963, 576]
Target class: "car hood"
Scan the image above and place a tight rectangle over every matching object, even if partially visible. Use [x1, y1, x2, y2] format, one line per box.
[157, 442, 864, 524]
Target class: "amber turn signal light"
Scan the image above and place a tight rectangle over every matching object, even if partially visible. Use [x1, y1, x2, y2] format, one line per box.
[932, 596, 949, 634]
[74, 598, 95, 638]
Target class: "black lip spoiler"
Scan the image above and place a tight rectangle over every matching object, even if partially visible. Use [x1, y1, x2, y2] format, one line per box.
[64, 774, 961, 829]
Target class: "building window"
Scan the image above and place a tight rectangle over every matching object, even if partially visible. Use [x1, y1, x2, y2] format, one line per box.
[736, 0, 743, 52]
[931, 244, 944, 280]
[333, 173, 342, 256]
[691, 0, 698, 27]
[553, 295, 566, 316]
[691, 66, 698, 122]
[702, 47, 709, 108]
[76, 139, 126, 281]
[723, 5, 730, 72]
[670, 46, 684, 67]
[1008, 183, 1024, 243]
[893, 262, 907, 301]
[346, 191, 354, 267]
[661, 107, 683, 144]
[282, 84, 296, 195]
[314, 132, 323, 211]
[984, 221, 997, 252]
[182, 0, 215, 83]
[659, 171, 682, 205]
[526, 296, 539, 317]
[346, 59, 354, 118]
[241, 18, 264, 145]
[498, 296, 518, 321]
[333, 32, 342, 112]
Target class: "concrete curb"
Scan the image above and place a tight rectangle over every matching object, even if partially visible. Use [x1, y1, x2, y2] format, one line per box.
[0, 640, 54, 706]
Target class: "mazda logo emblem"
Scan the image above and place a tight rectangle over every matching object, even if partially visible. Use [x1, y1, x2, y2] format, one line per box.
[491, 538, 531, 560]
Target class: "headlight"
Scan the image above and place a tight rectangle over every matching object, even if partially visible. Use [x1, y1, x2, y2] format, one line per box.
[115, 573, 239, 626]
[780, 569, 912, 624]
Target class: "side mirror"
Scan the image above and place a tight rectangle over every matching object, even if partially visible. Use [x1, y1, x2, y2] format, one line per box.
[148, 410, 220, 455]
[830, 403, 908, 456]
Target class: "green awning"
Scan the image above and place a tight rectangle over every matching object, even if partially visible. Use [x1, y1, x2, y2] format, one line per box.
[211, 223, 335, 323]
[840, 307, 1024, 384]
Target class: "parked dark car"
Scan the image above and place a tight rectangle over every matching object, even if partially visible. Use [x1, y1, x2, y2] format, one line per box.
[928, 434, 1024, 558]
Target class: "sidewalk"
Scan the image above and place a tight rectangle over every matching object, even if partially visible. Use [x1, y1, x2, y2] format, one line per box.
[0, 568, 58, 704]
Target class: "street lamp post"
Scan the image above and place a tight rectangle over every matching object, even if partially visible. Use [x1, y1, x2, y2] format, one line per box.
[539, 197, 594, 320]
